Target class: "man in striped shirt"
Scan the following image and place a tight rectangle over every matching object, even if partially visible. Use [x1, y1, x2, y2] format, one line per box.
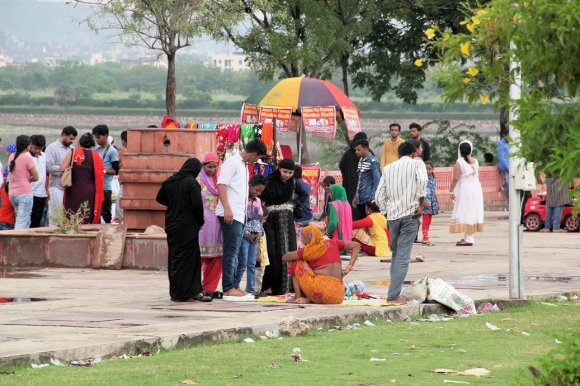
[375, 141, 427, 301]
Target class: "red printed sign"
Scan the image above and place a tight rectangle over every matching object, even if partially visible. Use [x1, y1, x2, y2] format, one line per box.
[301, 106, 336, 139]
[258, 106, 292, 132]
[241, 103, 259, 124]
[299, 164, 321, 213]
[341, 106, 361, 139]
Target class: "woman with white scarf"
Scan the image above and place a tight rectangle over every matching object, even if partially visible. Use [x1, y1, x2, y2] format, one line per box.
[448, 140, 484, 246]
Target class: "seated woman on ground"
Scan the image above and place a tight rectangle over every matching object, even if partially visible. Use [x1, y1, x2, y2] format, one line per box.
[352, 201, 391, 257]
[283, 225, 360, 304]
[311, 184, 353, 241]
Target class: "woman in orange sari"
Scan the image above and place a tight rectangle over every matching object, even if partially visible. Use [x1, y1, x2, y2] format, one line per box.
[283, 225, 360, 304]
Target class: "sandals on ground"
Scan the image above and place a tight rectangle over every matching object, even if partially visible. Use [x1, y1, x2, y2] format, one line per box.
[456, 240, 473, 246]
[193, 293, 213, 302]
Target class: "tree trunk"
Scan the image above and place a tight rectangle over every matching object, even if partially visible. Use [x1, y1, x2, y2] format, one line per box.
[499, 105, 509, 135]
[296, 125, 310, 164]
[341, 54, 350, 97]
[166, 52, 177, 118]
[341, 54, 351, 144]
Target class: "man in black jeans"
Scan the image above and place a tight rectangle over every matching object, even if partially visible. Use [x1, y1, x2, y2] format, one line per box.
[92, 125, 119, 223]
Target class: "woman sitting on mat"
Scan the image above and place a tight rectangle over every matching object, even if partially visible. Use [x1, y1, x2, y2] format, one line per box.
[352, 201, 391, 257]
[283, 225, 360, 304]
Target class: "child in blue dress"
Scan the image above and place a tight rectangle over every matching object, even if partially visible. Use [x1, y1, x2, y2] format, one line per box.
[422, 161, 439, 245]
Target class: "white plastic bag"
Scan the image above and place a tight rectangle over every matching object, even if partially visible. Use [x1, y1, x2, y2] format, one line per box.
[400, 274, 429, 303]
[427, 278, 476, 314]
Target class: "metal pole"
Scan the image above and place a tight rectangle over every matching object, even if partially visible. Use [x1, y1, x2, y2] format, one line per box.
[298, 118, 303, 163]
[272, 117, 278, 167]
[508, 41, 525, 299]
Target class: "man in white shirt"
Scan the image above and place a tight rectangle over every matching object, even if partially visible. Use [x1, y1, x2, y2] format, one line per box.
[217, 139, 267, 298]
[375, 141, 427, 302]
[45, 126, 77, 226]
[29, 135, 49, 228]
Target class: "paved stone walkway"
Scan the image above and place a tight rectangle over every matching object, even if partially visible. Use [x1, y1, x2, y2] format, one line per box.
[1, 211, 578, 364]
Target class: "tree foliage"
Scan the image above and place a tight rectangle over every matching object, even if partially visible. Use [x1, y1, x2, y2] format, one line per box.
[74, 0, 209, 117]
[211, 1, 336, 80]
[351, 0, 484, 104]
[428, 0, 579, 196]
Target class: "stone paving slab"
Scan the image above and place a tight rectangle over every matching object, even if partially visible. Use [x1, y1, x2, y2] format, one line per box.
[0, 211, 578, 365]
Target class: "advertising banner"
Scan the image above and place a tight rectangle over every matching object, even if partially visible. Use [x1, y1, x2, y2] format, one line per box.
[341, 106, 361, 139]
[301, 106, 336, 139]
[299, 164, 321, 213]
[258, 106, 292, 132]
[241, 103, 259, 124]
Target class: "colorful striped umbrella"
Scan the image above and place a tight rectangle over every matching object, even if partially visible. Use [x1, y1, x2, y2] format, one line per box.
[253, 76, 359, 115]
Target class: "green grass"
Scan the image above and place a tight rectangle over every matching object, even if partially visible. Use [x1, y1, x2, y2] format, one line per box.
[0, 301, 577, 385]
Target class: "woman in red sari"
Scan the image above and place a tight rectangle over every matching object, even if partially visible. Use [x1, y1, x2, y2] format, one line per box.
[60, 133, 105, 224]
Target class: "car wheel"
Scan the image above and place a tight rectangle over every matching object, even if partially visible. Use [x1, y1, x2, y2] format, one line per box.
[524, 213, 542, 231]
[564, 215, 579, 232]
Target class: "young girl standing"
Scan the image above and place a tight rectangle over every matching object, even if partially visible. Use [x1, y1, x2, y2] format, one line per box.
[422, 161, 439, 245]
[235, 175, 267, 294]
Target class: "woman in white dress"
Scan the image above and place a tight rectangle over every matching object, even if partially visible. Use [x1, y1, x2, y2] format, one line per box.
[449, 140, 484, 246]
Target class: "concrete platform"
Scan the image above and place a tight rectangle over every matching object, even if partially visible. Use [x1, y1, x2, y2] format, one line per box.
[0, 211, 578, 365]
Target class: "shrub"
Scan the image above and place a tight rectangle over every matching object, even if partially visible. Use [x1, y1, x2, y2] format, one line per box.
[50, 201, 91, 234]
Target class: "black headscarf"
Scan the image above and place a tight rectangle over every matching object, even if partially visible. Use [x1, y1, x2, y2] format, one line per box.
[166, 158, 202, 183]
[350, 131, 368, 149]
[279, 158, 295, 171]
[340, 131, 370, 221]
[260, 158, 296, 206]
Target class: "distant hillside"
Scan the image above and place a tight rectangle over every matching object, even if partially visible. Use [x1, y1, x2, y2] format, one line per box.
[0, 0, 95, 44]
[0, 0, 233, 62]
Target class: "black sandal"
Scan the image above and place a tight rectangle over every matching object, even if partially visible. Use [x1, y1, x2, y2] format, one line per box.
[193, 293, 213, 302]
[212, 291, 223, 300]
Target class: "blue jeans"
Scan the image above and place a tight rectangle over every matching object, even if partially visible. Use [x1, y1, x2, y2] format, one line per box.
[0, 222, 14, 230]
[10, 194, 33, 230]
[387, 215, 419, 300]
[218, 217, 245, 292]
[545, 206, 563, 230]
[235, 238, 259, 293]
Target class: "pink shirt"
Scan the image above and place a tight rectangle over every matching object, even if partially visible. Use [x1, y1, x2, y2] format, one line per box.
[8, 153, 35, 197]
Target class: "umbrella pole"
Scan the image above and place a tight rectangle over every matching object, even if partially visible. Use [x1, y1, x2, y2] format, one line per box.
[298, 118, 303, 163]
[272, 117, 278, 167]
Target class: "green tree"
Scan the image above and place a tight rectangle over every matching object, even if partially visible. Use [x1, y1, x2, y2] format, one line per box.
[74, 0, 209, 118]
[182, 84, 211, 107]
[428, 0, 579, 196]
[54, 87, 77, 105]
[351, 0, 484, 104]
[210, 0, 381, 161]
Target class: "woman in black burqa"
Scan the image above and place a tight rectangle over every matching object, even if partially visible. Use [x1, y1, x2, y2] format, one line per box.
[260, 158, 308, 295]
[339, 131, 370, 221]
[156, 158, 207, 302]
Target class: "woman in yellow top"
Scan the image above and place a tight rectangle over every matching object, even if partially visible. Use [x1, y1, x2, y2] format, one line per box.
[352, 201, 391, 257]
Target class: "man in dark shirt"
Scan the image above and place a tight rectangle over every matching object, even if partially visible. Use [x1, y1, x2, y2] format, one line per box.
[409, 122, 431, 161]
[293, 166, 313, 226]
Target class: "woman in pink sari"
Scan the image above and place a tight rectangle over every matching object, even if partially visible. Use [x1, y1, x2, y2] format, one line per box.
[197, 152, 223, 299]
[324, 184, 353, 241]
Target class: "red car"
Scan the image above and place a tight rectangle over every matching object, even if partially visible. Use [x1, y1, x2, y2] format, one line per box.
[523, 192, 579, 232]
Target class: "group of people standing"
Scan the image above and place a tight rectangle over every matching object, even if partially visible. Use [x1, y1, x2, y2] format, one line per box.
[0, 125, 126, 231]
[157, 140, 290, 302]
[156, 120, 485, 305]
